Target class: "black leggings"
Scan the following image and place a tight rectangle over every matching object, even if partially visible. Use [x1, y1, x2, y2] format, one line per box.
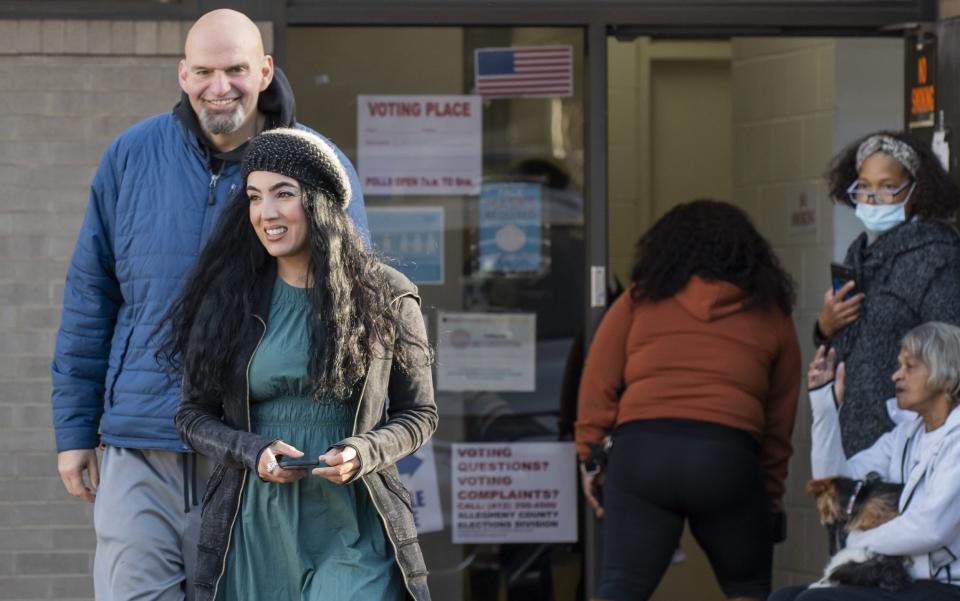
[597, 419, 773, 601]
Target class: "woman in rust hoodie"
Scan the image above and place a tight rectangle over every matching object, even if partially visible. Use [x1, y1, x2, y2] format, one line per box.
[576, 200, 801, 601]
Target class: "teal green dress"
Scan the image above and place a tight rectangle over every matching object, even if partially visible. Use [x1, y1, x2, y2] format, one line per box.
[216, 278, 405, 601]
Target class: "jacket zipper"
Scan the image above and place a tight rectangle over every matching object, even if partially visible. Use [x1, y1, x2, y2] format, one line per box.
[356, 292, 417, 598]
[207, 169, 222, 206]
[211, 314, 266, 600]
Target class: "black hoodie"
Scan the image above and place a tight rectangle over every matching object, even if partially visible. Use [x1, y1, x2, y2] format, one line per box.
[173, 67, 298, 167]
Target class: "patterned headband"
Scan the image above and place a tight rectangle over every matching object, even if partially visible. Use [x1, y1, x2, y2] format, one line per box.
[855, 135, 920, 177]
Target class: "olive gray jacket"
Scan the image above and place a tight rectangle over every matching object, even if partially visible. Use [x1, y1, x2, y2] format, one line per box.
[175, 263, 437, 601]
[816, 219, 960, 456]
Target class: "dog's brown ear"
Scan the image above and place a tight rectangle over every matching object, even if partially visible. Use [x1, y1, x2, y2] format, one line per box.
[806, 477, 841, 525]
[806, 477, 834, 497]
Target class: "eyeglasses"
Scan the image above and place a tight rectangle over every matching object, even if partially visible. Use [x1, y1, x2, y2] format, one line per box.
[846, 180, 915, 205]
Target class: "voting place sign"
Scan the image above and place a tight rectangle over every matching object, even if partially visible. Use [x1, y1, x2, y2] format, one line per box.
[357, 95, 482, 196]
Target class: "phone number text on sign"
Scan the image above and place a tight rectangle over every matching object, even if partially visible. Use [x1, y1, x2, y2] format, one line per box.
[451, 442, 577, 544]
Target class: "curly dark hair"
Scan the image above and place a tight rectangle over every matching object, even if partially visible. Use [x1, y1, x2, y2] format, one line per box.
[158, 186, 431, 403]
[630, 199, 795, 314]
[826, 130, 960, 220]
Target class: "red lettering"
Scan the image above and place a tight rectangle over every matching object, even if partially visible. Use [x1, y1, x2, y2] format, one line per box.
[426, 101, 472, 118]
[367, 101, 422, 117]
[791, 211, 815, 227]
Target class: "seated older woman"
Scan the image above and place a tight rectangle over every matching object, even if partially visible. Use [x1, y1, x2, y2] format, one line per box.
[771, 322, 960, 601]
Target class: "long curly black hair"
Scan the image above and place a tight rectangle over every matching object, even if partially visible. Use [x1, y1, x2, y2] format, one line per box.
[826, 130, 960, 220]
[159, 186, 431, 402]
[630, 199, 795, 314]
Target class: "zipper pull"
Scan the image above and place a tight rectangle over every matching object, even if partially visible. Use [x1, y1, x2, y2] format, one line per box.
[207, 173, 220, 206]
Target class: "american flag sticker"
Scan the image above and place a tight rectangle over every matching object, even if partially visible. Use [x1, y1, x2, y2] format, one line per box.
[474, 45, 573, 99]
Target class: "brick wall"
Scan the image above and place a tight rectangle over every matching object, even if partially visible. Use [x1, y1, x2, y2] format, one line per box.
[0, 19, 267, 600]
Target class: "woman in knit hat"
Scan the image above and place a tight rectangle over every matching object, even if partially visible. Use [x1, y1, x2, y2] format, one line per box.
[816, 131, 960, 458]
[162, 128, 436, 601]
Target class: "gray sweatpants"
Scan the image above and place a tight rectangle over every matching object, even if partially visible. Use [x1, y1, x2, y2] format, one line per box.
[93, 446, 213, 601]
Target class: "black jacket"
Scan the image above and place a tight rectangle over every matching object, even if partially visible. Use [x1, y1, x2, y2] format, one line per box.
[175, 263, 437, 601]
[816, 219, 960, 456]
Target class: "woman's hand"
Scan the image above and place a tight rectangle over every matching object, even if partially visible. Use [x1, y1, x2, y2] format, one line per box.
[808, 345, 846, 406]
[257, 440, 307, 484]
[817, 281, 864, 338]
[580, 469, 604, 519]
[314, 446, 361, 484]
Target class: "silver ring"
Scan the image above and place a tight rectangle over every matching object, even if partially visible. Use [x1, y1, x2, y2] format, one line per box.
[265, 459, 278, 474]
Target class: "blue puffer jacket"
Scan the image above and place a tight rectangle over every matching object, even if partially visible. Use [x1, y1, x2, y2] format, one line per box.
[51, 95, 368, 453]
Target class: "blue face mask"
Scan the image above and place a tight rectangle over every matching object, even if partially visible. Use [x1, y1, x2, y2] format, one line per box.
[855, 199, 908, 233]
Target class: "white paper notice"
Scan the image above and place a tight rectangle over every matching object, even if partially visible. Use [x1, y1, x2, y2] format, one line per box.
[933, 130, 950, 171]
[452, 442, 577, 544]
[395, 440, 444, 534]
[437, 312, 535, 391]
[357, 95, 482, 196]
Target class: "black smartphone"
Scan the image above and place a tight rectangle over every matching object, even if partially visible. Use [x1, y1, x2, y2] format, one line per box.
[830, 262, 856, 296]
[276, 456, 328, 470]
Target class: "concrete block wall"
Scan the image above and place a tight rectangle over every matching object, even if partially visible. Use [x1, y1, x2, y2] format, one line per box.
[0, 19, 268, 600]
[731, 37, 903, 587]
[731, 37, 837, 586]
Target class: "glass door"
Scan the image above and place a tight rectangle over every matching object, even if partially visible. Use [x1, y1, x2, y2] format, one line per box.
[289, 25, 587, 601]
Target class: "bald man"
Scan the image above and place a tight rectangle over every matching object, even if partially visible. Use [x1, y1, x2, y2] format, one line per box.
[51, 9, 368, 600]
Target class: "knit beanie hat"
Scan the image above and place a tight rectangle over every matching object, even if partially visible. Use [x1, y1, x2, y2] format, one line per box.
[241, 127, 352, 209]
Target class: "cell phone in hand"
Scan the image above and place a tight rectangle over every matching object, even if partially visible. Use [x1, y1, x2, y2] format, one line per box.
[830, 262, 855, 297]
[276, 456, 329, 470]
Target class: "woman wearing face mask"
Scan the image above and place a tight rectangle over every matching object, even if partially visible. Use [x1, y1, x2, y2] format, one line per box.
[816, 131, 960, 458]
